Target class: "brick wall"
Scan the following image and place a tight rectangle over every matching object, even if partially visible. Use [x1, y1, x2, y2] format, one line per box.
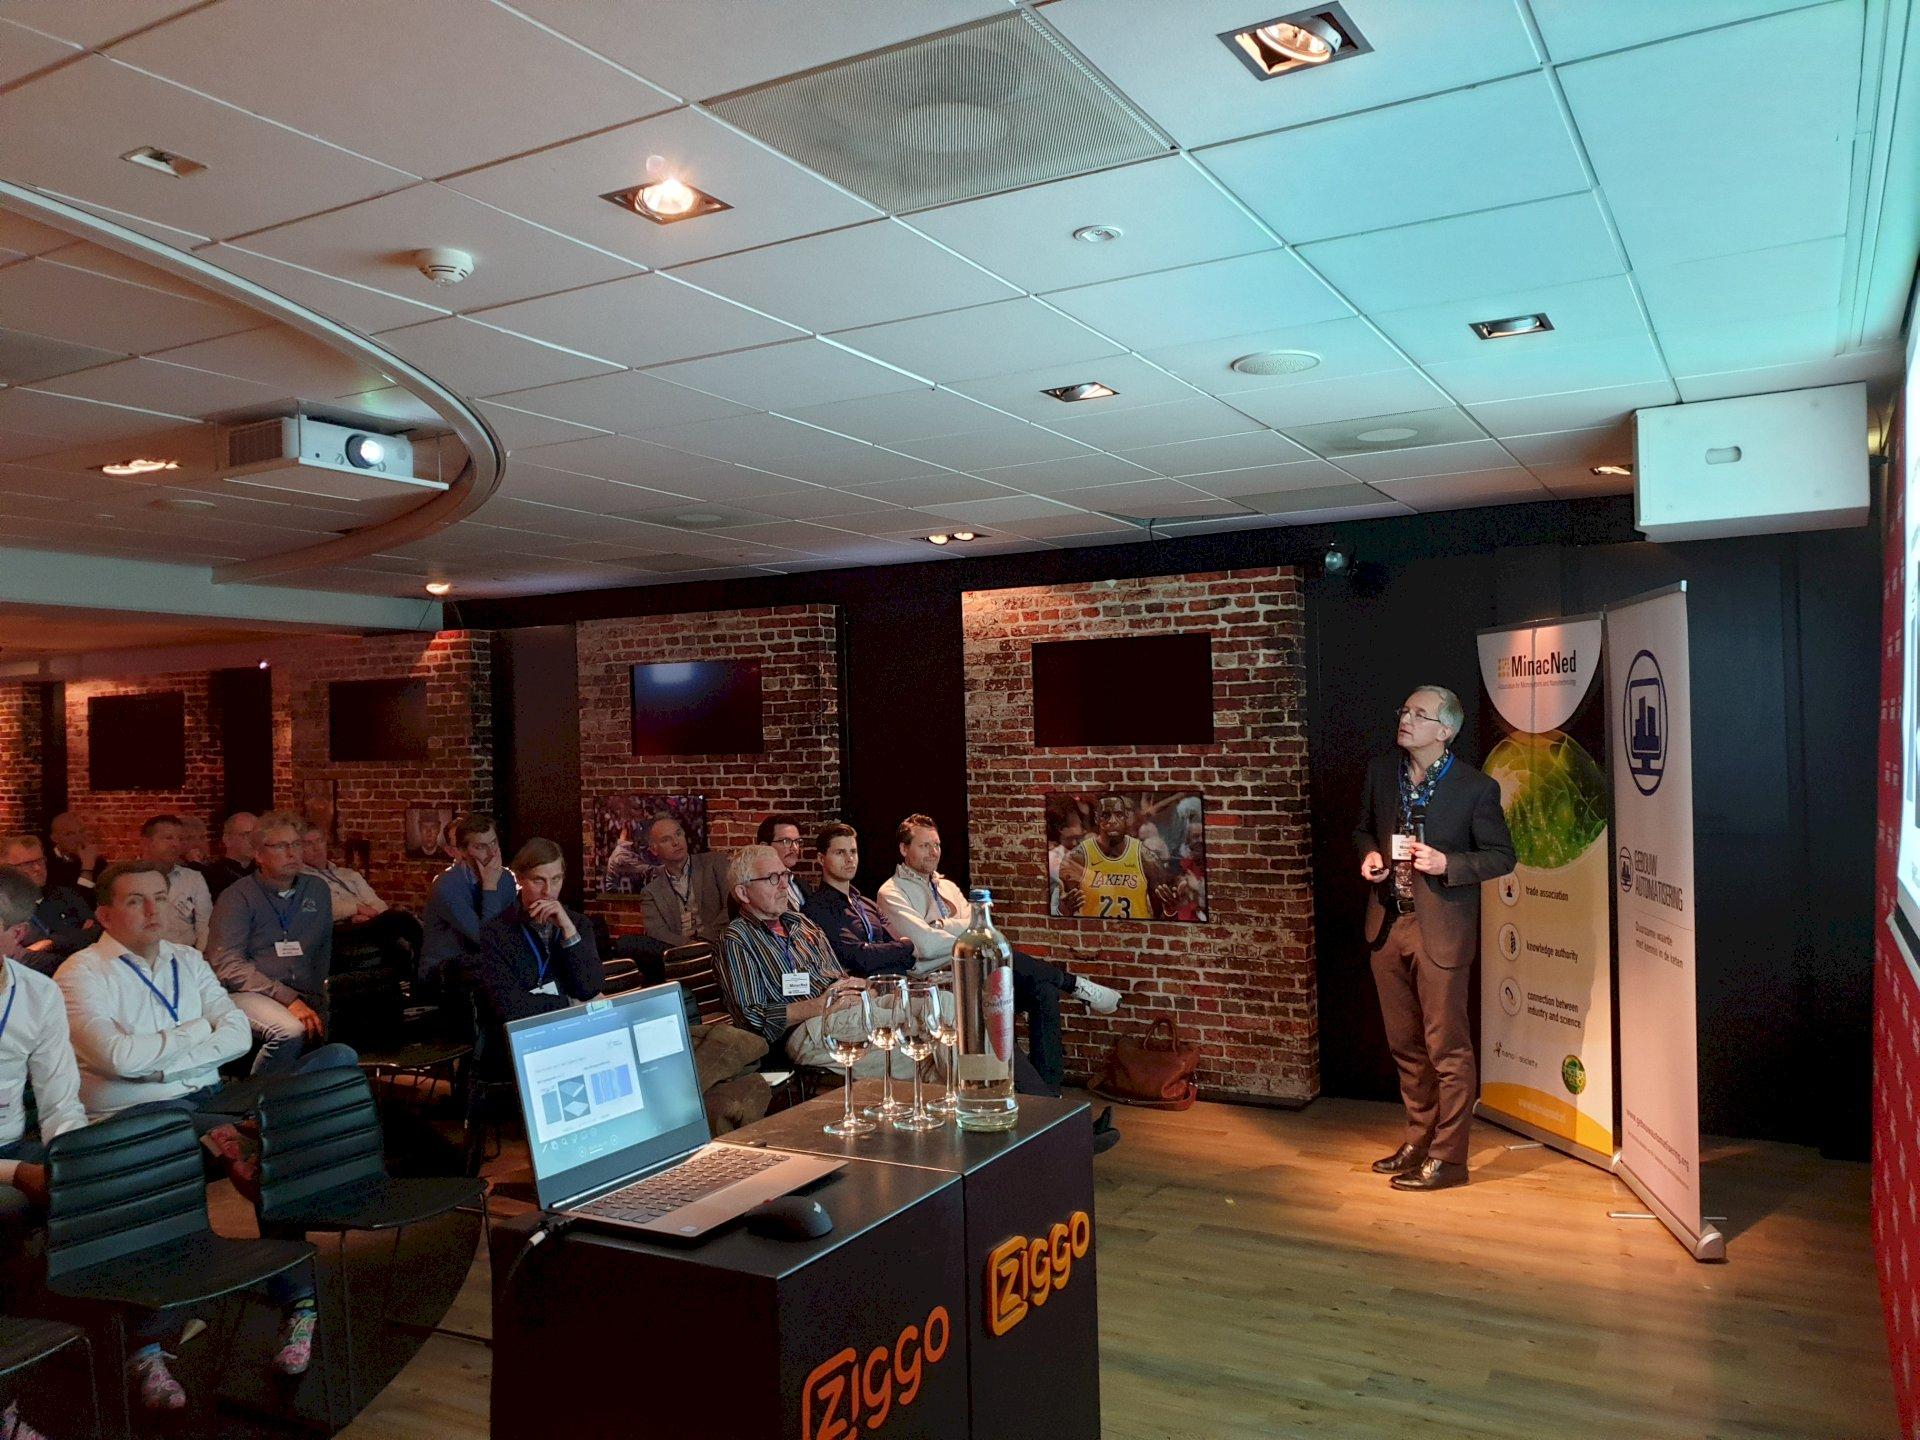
[577, 605, 841, 932]
[0, 684, 44, 837]
[66, 671, 222, 862]
[961, 568, 1318, 1103]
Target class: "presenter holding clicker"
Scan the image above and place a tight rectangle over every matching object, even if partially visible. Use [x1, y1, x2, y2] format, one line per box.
[1354, 686, 1515, 1192]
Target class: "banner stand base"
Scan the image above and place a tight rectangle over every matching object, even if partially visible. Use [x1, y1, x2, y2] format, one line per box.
[1475, 1101, 1615, 1172]
[1613, 1158, 1726, 1262]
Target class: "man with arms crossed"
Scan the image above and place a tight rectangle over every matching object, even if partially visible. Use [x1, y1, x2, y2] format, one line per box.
[1355, 686, 1515, 1192]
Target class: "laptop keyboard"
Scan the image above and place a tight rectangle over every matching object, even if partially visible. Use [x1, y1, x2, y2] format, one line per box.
[576, 1147, 787, 1224]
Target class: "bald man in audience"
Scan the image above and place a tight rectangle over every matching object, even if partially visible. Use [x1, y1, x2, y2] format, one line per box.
[639, 813, 732, 951]
[0, 835, 97, 974]
[203, 812, 258, 899]
[45, 812, 105, 893]
[139, 815, 213, 953]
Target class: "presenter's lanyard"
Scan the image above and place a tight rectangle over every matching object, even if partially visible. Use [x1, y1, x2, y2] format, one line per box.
[119, 954, 181, 1023]
[1400, 750, 1454, 826]
[521, 926, 551, 986]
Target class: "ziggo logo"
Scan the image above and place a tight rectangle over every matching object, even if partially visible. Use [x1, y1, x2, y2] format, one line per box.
[986, 1209, 1092, 1337]
[801, 1305, 950, 1440]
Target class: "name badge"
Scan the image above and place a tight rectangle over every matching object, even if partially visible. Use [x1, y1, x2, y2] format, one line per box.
[782, 972, 811, 998]
[1390, 834, 1413, 861]
[531, 980, 559, 997]
[274, 939, 304, 959]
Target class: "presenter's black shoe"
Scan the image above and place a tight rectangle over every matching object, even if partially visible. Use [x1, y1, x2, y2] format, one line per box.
[1091, 1106, 1121, 1156]
[1390, 1159, 1469, 1192]
[1371, 1143, 1427, 1175]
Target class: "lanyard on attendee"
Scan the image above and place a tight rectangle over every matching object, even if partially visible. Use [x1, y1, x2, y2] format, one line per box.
[925, 875, 946, 923]
[521, 925, 552, 986]
[850, 889, 877, 943]
[119, 954, 181, 1023]
[0, 974, 16, 1047]
[769, 919, 798, 974]
[666, 865, 690, 904]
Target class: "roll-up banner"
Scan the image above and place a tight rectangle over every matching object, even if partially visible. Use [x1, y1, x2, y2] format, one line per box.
[1606, 583, 1724, 1262]
[1475, 614, 1617, 1167]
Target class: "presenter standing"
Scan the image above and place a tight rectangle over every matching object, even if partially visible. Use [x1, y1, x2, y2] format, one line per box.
[1354, 686, 1515, 1192]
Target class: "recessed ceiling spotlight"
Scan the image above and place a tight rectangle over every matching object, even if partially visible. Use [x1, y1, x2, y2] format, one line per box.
[1354, 425, 1419, 444]
[1591, 463, 1633, 477]
[1072, 224, 1124, 244]
[257, 659, 270, 670]
[602, 174, 730, 225]
[1223, 7, 1368, 80]
[1043, 382, 1118, 403]
[425, 580, 452, 596]
[97, 458, 179, 477]
[122, 145, 205, 178]
[951, 531, 978, 542]
[1470, 312, 1554, 340]
[1229, 349, 1321, 377]
[927, 533, 951, 546]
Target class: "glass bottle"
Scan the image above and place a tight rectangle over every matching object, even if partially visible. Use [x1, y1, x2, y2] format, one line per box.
[952, 888, 1018, 1131]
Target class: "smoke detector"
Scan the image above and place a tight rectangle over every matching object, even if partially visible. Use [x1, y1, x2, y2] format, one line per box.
[413, 248, 474, 286]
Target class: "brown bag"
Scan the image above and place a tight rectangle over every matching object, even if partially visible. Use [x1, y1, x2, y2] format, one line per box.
[1091, 1017, 1200, 1110]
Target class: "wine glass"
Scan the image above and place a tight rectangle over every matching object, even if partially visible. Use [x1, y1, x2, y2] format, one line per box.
[893, 980, 944, 1132]
[861, 976, 911, 1120]
[821, 988, 876, 1137]
[928, 980, 960, 1117]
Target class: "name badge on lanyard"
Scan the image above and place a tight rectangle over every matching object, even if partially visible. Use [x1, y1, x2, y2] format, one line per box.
[774, 927, 810, 997]
[275, 939, 304, 959]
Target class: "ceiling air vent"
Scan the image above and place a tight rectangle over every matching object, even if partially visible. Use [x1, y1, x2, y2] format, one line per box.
[706, 11, 1171, 213]
[223, 418, 292, 471]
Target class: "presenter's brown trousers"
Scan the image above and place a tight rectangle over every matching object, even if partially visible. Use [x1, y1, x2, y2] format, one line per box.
[1370, 912, 1476, 1165]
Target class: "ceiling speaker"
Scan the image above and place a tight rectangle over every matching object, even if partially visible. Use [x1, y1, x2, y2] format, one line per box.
[707, 12, 1171, 213]
[1229, 349, 1322, 377]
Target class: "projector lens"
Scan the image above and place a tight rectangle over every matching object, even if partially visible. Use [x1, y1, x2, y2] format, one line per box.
[344, 435, 385, 469]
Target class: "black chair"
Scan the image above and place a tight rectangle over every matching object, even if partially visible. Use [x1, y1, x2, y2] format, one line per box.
[662, 942, 731, 1024]
[0, 1317, 99, 1439]
[43, 1108, 322, 1438]
[253, 1067, 487, 1419]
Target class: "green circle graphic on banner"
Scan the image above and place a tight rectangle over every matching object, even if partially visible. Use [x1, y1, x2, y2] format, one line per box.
[1561, 1055, 1587, 1095]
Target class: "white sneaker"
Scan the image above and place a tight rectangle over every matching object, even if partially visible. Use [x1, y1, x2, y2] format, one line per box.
[1073, 976, 1122, 1014]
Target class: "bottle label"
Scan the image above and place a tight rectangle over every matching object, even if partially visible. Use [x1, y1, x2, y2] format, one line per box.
[1390, 833, 1413, 861]
[986, 965, 1015, 1064]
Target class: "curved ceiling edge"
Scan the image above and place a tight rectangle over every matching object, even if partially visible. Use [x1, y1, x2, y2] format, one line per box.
[0, 181, 504, 587]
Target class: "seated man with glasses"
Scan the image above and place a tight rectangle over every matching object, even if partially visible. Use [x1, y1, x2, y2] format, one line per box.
[753, 814, 812, 913]
[0, 834, 97, 974]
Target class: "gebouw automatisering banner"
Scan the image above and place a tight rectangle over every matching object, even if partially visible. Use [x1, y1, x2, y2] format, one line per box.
[1607, 585, 1723, 1261]
[1476, 615, 1616, 1166]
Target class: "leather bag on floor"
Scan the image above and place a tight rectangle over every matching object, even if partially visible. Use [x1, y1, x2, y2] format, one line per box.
[1091, 1016, 1200, 1110]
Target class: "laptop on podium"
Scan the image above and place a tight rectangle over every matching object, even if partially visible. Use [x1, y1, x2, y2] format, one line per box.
[505, 982, 842, 1239]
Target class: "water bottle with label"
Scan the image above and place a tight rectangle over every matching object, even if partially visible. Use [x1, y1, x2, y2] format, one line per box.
[952, 888, 1018, 1132]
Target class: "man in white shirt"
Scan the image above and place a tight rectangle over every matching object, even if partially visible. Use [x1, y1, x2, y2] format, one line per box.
[876, 813, 1122, 1089]
[138, 814, 213, 953]
[0, 866, 87, 1201]
[301, 824, 420, 975]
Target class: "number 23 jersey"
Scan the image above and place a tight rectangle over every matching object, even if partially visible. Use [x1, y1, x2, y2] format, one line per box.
[1073, 837, 1149, 918]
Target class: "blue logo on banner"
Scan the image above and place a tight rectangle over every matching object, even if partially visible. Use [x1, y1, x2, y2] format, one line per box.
[1618, 846, 1633, 893]
[1623, 649, 1666, 795]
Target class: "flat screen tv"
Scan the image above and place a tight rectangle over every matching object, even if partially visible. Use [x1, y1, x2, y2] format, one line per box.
[328, 678, 430, 763]
[1032, 634, 1214, 747]
[87, 692, 185, 791]
[632, 661, 763, 756]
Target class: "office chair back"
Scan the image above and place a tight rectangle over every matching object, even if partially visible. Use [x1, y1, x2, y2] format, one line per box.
[44, 1109, 208, 1279]
[254, 1067, 387, 1226]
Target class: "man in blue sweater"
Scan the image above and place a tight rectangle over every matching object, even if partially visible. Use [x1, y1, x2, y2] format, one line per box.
[207, 809, 347, 1076]
[422, 812, 517, 986]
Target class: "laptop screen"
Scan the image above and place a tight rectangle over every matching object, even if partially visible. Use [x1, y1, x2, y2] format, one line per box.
[504, 983, 711, 1210]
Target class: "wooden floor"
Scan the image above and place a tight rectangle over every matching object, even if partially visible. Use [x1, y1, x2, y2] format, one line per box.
[339, 1095, 1895, 1440]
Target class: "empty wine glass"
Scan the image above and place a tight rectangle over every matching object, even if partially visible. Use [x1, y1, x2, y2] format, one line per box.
[893, 979, 944, 1132]
[862, 975, 911, 1120]
[928, 978, 959, 1117]
[822, 987, 876, 1137]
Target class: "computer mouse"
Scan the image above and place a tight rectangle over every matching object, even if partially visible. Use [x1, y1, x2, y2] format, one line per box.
[745, 1195, 834, 1240]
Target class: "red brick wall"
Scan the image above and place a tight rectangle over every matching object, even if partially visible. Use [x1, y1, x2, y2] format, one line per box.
[66, 672, 221, 862]
[0, 684, 44, 837]
[576, 605, 841, 932]
[961, 569, 1318, 1103]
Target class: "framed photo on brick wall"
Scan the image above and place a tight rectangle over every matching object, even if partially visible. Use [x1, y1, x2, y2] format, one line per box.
[1046, 790, 1207, 922]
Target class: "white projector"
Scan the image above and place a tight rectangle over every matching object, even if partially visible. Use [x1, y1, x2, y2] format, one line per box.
[219, 417, 445, 503]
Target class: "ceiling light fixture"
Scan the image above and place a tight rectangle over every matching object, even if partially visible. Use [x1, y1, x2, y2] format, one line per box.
[1470, 312, 1554, 340]
[1354, 425, 1419, 444]
[1591, 463, 1633, 477]
[97, 458, 179, 477]
[1043, 382, 1117, 403]
[425, 581, 452, 596]
[927, 533, 951, 546]
[122, 145, 206, 178]
[1072, 224, 1124, 244]
[1223, 7, 1368, 80]
[602, 174, 730, 226]
[951, 531, 977, 542]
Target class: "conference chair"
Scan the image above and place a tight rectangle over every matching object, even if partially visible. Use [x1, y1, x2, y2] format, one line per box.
[0, 1317, 100, 1439]
[43, 1109, 322, 1438]
[253, 1066, 487, 1420]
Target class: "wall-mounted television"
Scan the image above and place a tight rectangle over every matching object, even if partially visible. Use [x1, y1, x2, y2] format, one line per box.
[1032, 635, 1214, 747]
[87, 692, 186, 791]
[328, 678, 430, 763]
[632, 661, 763, 756]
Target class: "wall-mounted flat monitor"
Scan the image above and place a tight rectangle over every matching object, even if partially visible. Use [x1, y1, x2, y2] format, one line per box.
[88, 692, 186, 791]
[632, 661, 764, 756]
[1032, 635, 1215, 747]
[328, 678, 430, 763]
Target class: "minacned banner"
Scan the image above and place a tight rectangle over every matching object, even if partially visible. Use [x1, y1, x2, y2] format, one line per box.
[1607, 585, 1724, 1262]
[1475, 614, 1616, 1167]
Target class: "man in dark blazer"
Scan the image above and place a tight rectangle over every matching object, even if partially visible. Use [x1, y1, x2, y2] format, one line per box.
[638, 814, 733, 950]
[1354, 685, 1515, 1192]
[473, 838, 603, 1041]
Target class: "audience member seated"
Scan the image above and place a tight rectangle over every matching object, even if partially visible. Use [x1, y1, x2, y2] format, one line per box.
[754, 814, 811, 912]
[422, 811, 516, 987]
[44, 812, 104, 894]
[472, 838, 602, 1033]
[0, 835, 96, 974]
[301, 822, 421, 974]
[202, 810, 258, 899]
[639, 812, 732, 953]
[801, 823, 916, 978]
[208, 810, 350, 1077]
[720, 844, 888, 1076]
[59, 861, 336, 1390]
[180, 814, 211, 868]
[139, 813, 213, 953]
[877, 813, 1122, 1089]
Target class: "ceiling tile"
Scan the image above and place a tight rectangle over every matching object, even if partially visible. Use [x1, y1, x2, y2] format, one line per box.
[993, 509, 1139, 540]
[142, 325, 393, 397]
[29, 356, 293, 415]
[1050, 476, 1229, 516]
[1423, 332, 1671, 406]
[1141, 315, 1407, 396]
[472, 399, 609, 452]
[971, 452, 1160, 491]
[110, 0, 675, 176]
[1653, 311, 1845, 378]
[674, 220, 1018, 332]
[1670, 343, 1901, 402]
[197, 243, 447, 334]
[1118, 429, 1313, 475]
[1371, 468, 1550, 511]
[1529, 462, 1635, 500]
[443, 107, 880, 268]
[1227, 368, 1451, 429]
[1281, 405, 1488, 458]
[838, 473, 1018, 505]
[647, 337, 925, 410]
[0, 17, 75, 86]
[906, 156, 1274, 292]
[487, 369, 751, 434]
[1185, 458, 1354, 498]
[1498, 425, 1633, 468]
[835, 298, 1123, 384]
[1370, 274, 1651, 365]
[374, 316, 619, 397]
[1225, 482, 1398, 516]
[948, 353, 1196, 422]
[0, 1, 201, 46]
[1200, 75, 1588, 244]
[471, 272, 802, 369]
[1331, 438, 1519, 484]
[743, 447, 947, 487]
[1044, 0, 1540, 149]
[0, 56, 412, 240]
[1530, 0, 1830, 65]
[1042, 395, 1264, 450]
[334, 384, 440, 428]
[0, 211, 79, 260]
[1635, 236, 1846, 331]
[0, 255, 254, 354]
[0, 328, 124, 385]
[512, 433, 743, 491]
[921, 493, 1089, 525]
[777, 387, 1005, 444]
[1043, 249, 1350, 350]
[889, 423, 1094, 471]
[1557, 3, 1859, 268]
[1465, 380, 1679, 438]
[727, 485, 911, 522]
[0, 387, 194, 446]
[1299, 191, 1623, 314]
